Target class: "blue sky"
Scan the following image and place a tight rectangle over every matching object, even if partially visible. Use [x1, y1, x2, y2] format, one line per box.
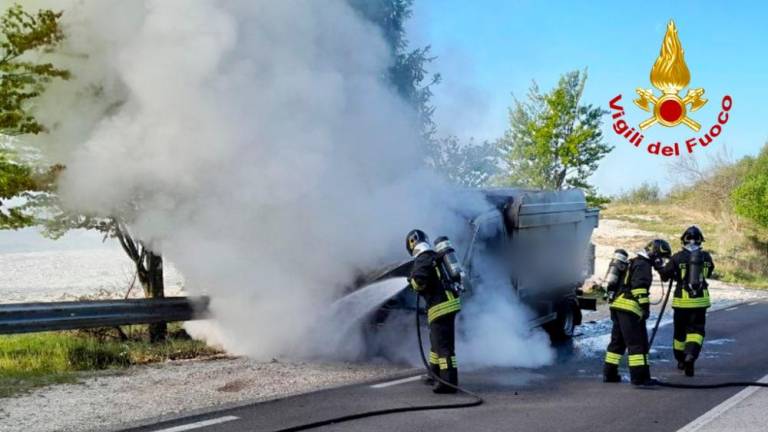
[408, 0, 768, 195]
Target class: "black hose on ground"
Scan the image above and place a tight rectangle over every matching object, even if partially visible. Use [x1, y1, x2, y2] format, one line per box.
[271, 293, 482, 432]
[644, 279, 768, 390]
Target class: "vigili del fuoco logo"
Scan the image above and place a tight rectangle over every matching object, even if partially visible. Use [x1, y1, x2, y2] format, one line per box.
[608, 20, 732, 156]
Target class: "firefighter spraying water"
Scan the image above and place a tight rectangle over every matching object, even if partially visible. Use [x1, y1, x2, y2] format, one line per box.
[406, 229, 465, 393]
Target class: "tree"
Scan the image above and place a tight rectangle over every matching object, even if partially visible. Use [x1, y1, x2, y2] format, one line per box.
[0, 4, 68, 229]
[496, 70, 612, 199]
[732, 144, 768, 230]
[0, 4, 168, 341]
[427, 136, 499, 187]
[348, 0, 440, 140]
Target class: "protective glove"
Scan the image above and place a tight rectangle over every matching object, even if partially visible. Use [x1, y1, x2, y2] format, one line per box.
[642, 306, 650, 321]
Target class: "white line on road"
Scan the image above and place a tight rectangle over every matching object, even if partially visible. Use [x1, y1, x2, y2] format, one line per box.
[725, 307, 739, 311]
[152, 416, 240, 432]
[676, 374, 768, 432]
[370, 375, 422, 388]
[748, 302, 759, 306]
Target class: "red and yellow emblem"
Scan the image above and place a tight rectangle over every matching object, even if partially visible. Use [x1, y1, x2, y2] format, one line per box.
[634, 20, 707, 131]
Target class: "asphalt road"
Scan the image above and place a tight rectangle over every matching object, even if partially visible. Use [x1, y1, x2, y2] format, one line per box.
[121, 300, 768, 432]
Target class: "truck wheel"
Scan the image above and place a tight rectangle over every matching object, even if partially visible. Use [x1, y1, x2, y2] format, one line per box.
[545, 302, 576, 343]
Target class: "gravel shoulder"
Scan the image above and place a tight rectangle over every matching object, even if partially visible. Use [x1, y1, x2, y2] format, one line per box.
[0, 357, 408, 432]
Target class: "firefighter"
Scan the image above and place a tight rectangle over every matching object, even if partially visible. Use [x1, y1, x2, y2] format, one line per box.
[604, 239, 671, 385]
[406, 229, 461, 394]
[655, 226, 714, 377]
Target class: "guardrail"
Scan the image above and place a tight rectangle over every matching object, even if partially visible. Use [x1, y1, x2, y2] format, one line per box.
[0, 296, 210, 334]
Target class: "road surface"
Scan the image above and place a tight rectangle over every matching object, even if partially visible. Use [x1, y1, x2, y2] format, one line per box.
[119, 300, 768, 432]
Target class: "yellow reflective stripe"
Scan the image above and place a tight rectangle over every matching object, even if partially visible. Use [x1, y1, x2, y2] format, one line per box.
[628, 354, 647, 367]
[631, 288, 649, 297]
[427, 298, 461, 323]
[673, 339, 685, 351]
[686, 333, 704, 345]
[637, 297, 650, 304]
[428, 298, 461, 317]
[429, 351, 439, 364]
[605, 351, 622, 365]
[673, 288, 710, 308]
[680, 263, 687, 280]
[438, 358, 449, 370]
[609, 297, 643, 316]
[446, 291, 455, 301]
[672, 297, 711, 308]
[410, 279, 422, 291]
[451, 356, 458, 368]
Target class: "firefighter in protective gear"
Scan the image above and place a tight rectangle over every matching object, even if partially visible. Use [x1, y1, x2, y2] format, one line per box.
[406, 229, 461, 394]
[655, 226, 714, 377]
[603, 239, 671, 385]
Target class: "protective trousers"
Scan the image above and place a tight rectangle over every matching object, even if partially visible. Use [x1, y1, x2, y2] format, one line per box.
[673, 308, 706, 363]
[428, 313, 458, 393]
[604, 309, 649, 384]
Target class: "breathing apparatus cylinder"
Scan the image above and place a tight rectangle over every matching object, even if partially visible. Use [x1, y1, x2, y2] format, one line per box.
[434, 236, 465, 295]
[604, 249, 629, 301]
[687, 247, 704, 295]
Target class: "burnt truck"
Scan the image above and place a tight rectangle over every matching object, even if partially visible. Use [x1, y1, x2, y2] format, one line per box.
[360, 188, 599, 342]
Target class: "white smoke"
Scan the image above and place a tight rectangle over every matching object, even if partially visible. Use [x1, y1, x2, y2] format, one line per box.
[13, 0, 554, 367]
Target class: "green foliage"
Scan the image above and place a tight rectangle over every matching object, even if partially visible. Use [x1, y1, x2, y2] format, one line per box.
[614, 182, 662, 204]
[0, 326, 219, 398]
[0, 4, 69, 136]
[348, 0, 440, 139]
[586, 194, 611, 208]
[0, 4, 68, 229]
[496, 70, 612, 194]
[732, 144, 768, 229]
[427, 136, 499, 187]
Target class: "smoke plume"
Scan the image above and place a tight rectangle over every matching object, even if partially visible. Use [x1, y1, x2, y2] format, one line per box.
[14, 0, 554, 367]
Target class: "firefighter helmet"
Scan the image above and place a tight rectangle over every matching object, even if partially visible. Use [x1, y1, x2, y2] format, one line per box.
[645, 239, 672, 260]
[405, 229, 431, 256]
[680, 226, 704, 245]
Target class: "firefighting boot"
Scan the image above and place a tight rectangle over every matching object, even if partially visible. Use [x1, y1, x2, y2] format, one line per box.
[433, 368, 458, 394]
[603, 364, 621, 383]
[684, 354, 695, 377]
[677, 361, 685, 370]
[630, 366, 652, 386]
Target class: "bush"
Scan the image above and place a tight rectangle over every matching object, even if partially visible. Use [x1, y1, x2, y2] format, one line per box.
[614, 182, 661, 204]
[732, 144, 768, 229]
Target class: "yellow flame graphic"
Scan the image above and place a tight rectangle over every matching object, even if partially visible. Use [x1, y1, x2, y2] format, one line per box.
[650, 20, 691, 94]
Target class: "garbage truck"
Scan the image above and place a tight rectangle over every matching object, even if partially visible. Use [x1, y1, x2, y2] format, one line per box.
[356, 188, 599, 343]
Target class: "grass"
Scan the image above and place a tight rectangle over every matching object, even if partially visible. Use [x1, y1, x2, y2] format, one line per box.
[0, 324, 221, 398]
[603, 202, 768, 289]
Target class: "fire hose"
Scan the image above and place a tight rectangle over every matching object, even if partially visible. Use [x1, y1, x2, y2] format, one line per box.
[645, 279, 768, 390]
[271, 292, 482, 432]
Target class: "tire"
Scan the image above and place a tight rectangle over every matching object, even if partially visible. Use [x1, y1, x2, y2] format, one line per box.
[544, 300, 577, 343]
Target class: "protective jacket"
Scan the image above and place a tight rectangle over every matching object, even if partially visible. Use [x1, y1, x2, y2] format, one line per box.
[608, 256, 653, 318]
[659, 248, 715, 309]
[409, 250, 460, 393]
[409, 251, 462, 323]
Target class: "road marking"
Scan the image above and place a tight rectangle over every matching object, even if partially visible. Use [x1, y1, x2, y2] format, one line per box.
[676, 374, 768, 432]
[152, 416, 239, 432]
[748, 302, 759, 306]
[370, 375, 422, 388]
[725, 307, 739, 311]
